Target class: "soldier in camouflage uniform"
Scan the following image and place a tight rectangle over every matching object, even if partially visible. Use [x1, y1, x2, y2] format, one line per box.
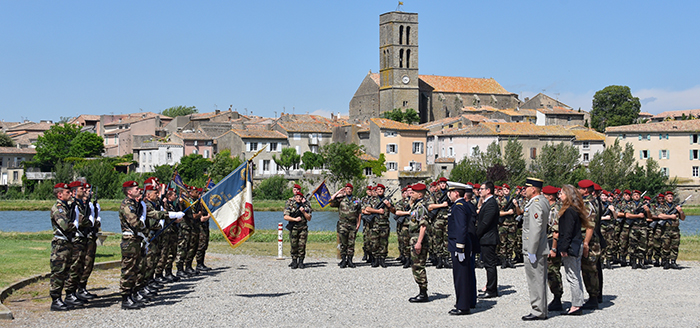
[599, 191, 618, 269]
[284, 191, 312, 269]
[428, 177, 451, 269]
[136, 183, 173, 298]
[78, 182, 100, 301]
[185, 187, 202, 274]
[394, 187, 412, 268]
[366, 184, 393, 268]
[361, 186, 375, 263]
[512, 186, 526, 264]
[407, 183, 431, 303]
[155, 189, 183, 282]
[177, 186, 202, 278]
[659, 191, 685, 269]
[119, 181, 147, 309]
[497, 185, 518, 268]
[577, 180, 602, 310]
[647, 194, 666, 267]
[542, 186, 564, 311]
[195, 187, 212, 272]
[64, 181, 90, 307]
[330, 183, 361, 268]
[49, 183, 77, 311]
[614, 190, 630, 265]
[622, 190, 649, 269]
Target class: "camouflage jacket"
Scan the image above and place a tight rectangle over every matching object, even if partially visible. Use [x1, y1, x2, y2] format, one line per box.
[120, 197, 146, 237]
[408, 197, 430, 236]
[547, 200, 562, 239]
[498, 196, 516, 224]
[655, 202, 680, 227]
[330, 194, 360, 222]
[145, 199, 168, 232]
[51, 199, 76, 241]
[70, 198, 91, 237]
[431, 189, 450, 221]
[179, 195, 202, 229]
[582, 194, 600, 245]
[284, 199, 312, 227]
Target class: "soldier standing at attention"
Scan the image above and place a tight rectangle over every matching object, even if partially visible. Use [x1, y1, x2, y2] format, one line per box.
[49, 183, 77, 311]
[155, 189, 184, 283]
[119, 181, 147, 310]
[394, 187, 409, 265]
[659, 191, 685, 269]
[78, 182, 99, 301]
[407, 183, 430, 303]
[330, 183, 361, 268]
[543, 186, 564, 312]
[284, 191, 312, 269]
[600, 191, 618, 269]
[428, 177, 451, 269]
[497, 185, 517, 269]
[361, 186, 375, 263]
[394, 187, 413, 268]
[195, 187, 212, 272]
[577, 180, 602, 310]
[177, 186, 202, 278]
[616, 190, 632, 266]
[368, 184, 393, 268]
[64, 181, 89, 307]
[520, 178, 550, 321]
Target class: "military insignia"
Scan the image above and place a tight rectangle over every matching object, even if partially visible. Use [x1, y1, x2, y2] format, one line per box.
[129, 206, 135, 211]
[58, 209, 63, 213]
[534, 213, 538, 219]
[534, 198, 539, 202]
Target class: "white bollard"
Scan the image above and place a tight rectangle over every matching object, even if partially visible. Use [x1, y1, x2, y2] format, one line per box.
[277, 222, 285, 260]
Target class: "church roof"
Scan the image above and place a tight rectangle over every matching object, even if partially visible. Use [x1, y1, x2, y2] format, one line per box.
[419, 75, 511, 95]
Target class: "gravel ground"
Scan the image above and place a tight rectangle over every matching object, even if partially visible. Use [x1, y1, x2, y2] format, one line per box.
[2, 255, 699, 328]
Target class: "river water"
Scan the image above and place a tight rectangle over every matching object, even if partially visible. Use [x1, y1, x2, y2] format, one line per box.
[1, 210, 700, 234]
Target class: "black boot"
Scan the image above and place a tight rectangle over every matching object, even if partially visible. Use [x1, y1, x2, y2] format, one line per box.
[403, 258, 412, 269]
[620, 257, 628, 267]
[50, 297, 71, 311]
[371, 256, 379, 268]
[670, 260, 681, 270]
[155, 274, 169, 284]
[297, 258, 305, 269]
[347, 256, 356, 268]
[121, 295, 142, 310]
[197, 262, 212, 271]
[148, 280, 164, 290]
[133, 290, 152, 303]
[409, 287, 429, 303]
[638, 258, 646, 269]
[77, 285, 96, 300]
[547, 296, 563, 311]
[176, 264, 189, 279]
[436, 257, 444, 269]
[74, 289, 90, 302]
[396, 255, 405, 262]
[582, 297, 599, 310]
[185, 265, 197, 276]
[361, 253, 368, 262]
[631, 258, 638, 269]
[290, 258, 298, 269]
[64, 292, 86, 306]
[501, 257, 508, 269]
[339, 255, 347, 268]
[380, 257, 387, 268]
[443, 257, 452, 269]
[653, 259, 661, 267]
[663, 259, 670, 270]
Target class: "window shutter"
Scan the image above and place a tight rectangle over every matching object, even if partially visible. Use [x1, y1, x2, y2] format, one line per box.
[692, 135, 694, 144]
[266, 143, 270, 152]
[246, 142, 250, 152]
[258, 160, 263, 175]
[639, 151, 643, 159]
[667, 150, 670, 159]
[691, 150, 693, 160]
[638, 135, 642, 141]
[387, 144, 391, 153]
[659, 150, 662, 159]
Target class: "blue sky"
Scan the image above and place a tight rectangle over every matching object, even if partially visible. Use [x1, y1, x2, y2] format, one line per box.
[2, 1, 699, 123]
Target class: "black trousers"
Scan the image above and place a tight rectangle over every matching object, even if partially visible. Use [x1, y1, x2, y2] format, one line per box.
[480, 244, 498, 294]
[451, 252, 476, 310]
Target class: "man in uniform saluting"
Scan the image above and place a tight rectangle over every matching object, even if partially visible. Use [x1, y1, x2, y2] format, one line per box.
[330, 183, 361, 268]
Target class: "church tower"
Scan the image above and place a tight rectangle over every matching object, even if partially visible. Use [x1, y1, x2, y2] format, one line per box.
[379, 11, 419, 117]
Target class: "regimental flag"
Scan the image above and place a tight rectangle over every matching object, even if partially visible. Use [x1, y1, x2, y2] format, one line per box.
[173, 171, 187, 191]
[312, 180, 332, 209]
[200, 162, 255, 249]
[206, 178, 216, 190]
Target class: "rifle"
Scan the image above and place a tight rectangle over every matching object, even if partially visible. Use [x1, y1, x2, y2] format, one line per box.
[285, 193, 312, 231]
[659, 195, 692, 228]
[428, 189, 450, 220]
[361, 188, 399, 225]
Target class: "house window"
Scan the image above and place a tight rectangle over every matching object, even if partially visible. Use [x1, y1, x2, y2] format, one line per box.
[387, 162, 398, 171]
[192, 149, 198, 155]
[694, 166, 699, 178]
[148, 152, 152, 163]
[250, 142, 258, 151]
[441, 166, 447, 170]
[167, 152, 172, 160]
[660, 149, 668, 159]
[582, 141, 590, 150]
[647, 134, 651, 140]
[694, 134, 699, 144]
[530, 147, 537, 159]
[661, 167, 669, 176]
[114, 136, 117, 144]
[204, 150, 210, 159]
[13, 171, 18, 181]
[385, 131, 397, 137]
[310, 145, 319, 153]
[641, 150, 649, 159]
[206, 141, 213, 146]
[364, 167, 372, 176]
[412, 142, 424, 154]
[270, 142, 278, 152]
[263, 160, 270, 172]
[386, 144, 398, 154]
[449, 137, 453, 143]
[448, 147, 454, 157]
[692, 150, 699, 160]
[621, 134, 626, 139]
[294, 133, 301, 140]
[583, 153, 589, 162]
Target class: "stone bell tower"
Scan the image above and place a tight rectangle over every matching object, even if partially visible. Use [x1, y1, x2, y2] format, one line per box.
[378, 11, 419, 116]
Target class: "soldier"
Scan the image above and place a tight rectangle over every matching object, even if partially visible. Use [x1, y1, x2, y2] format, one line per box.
[543, 186, 564, 312]
[119, 181, 147, 309]
[577, 179, 602, 310]
[177, 186, 202, 278]
[77, 182, 100, 301]
[513, 186, 526, 264]
[284, 191, 312, 269]
[361, 185, 375, 263]
[155, 189, 184, 282]
[407, 183, 431, 303]
[428, 177, 451, 269]
[394, 187, 410, 264]
[394, 186, 413, 268]
[64, 181, 89, 307]
[331, 183, 361, 268]
[366, 184, 393, 267]
[49, 183, 77, 311]
[659, 191, 685, 269]
[615, 190, 632, 266]
[196, 187, 212, 272]
[648, 194, 666, 267]
[623, 190, 649, 269]
[185, 187, 203, 274]
[497, 185, 518, 269]
[600, 191, 618, 269]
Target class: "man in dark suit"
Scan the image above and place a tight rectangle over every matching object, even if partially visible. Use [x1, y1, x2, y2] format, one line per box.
[476, 181, 499, 299]
[447, 182, 478, 315]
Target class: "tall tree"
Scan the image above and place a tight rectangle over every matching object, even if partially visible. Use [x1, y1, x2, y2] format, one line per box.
[0, 132, 14, 147]
[301, 151, 325, 171]
[68, 131, 105, 158]
[502, 137, 526, 185]
[476, 141, 502, 172]
[209, 149, 243, 183]
[273, 147, 301, 174]
[450, 156, 486, 184]
[161, 105, 198, 118]
[587, 139, 636, 190]
[626, 158, 671, 196]
[529, 142, 581, 187]
[380, 108, 419, 124]
[179, 153, 211, 186]
[320, 142, 364, 184]
[591, 85, 641, 133]
[34, 123, 82, 167]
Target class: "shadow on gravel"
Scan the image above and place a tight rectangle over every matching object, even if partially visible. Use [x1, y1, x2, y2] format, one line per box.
[429, 293, 450, 301]
[472, 299, 496, 313]
[496, 285, 516, 296]
[302, 261, 327, 268]
[599, 295, 617, 309]
[83, 293, 121, 308]
[236, 292, 293, 298]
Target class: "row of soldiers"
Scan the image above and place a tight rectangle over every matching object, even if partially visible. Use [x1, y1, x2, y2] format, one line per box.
[49, 177, 214, 311]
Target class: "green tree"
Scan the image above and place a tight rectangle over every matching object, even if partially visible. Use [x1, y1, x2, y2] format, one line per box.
[625, 158, 670, 196]
[529, 142, 581, 187]
[476, 141, 502, 172]
[450, 156, 486, 184]
[68, 131, 105, 158]
[590, 85, 641, 133]
[0, 132, 14, 147]
[301, 151, 325, 171]
[34, 123, 82, 168]
[403, 108, 420, 124]
[363, 153, 387, 177]
[502, 138, 526, 185]
[587, 139, 636, 190]
[74, 159, 120, 199]
[161, 105, 198, 118]
[380, 108, 419, 124]
[273, 147, 301, 174]
[253, 175, 289, 200]
[179, 153, 211, 186]
[52, 161, 75, 186]
[209, 149, 243, 183]
[320, 142, 364, 184]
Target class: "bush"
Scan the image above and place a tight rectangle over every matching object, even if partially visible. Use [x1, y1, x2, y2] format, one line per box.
[254, 176, 291, 200]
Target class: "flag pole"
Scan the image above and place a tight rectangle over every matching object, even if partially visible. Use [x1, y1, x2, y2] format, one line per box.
[247, 144, 267, 163]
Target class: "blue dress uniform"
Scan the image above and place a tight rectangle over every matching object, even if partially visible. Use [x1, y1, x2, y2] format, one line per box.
[447, 185, 478, 314]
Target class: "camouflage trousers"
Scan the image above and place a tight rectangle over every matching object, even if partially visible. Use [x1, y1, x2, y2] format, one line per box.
[371, 224, 390, 258]
[337, 220, 357, 257]
[661, 225, 681, 261]
[79, 236, 97, 287]
[196, 224, 210, 266]
[600, 221, 617, 261]
[497, 223, 518, 259]
[363, 222, 373, 256]
[155, 230, 177, 276]
[618, 221, 634, 261]
[410, 236, 428, 289]
[49, 238, 74, 299]
[65, 237, 87, 294]
[177, 225, 198, 267]
[398, 224, 411, 258]
[514, 224, 523, 258]
[139, 235, 161, 288]
[581, 238, 601, 298]
[547, 253, 563, 298]
[647, 225, 662, 260]
[120, 237, 142, 296]
[628, 222, 647, 260]
[185, 223, 201, 266]
[289, 224, 308, 260]
[431, 218, 448, 258]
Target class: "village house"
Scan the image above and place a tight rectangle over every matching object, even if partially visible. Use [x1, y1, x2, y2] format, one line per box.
[0, 147, 35, 188]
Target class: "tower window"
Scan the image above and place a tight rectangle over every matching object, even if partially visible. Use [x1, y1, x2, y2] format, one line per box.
[406, 49, 411, 68]
[399, 49, 404, 68]
[399, 25, 403, 44]
[406, 26, 411, 44]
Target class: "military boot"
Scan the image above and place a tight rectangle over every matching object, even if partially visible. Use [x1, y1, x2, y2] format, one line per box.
[631, 258, 638, 269]
[403, 258, 412, 269]
[371, 256, 379, 268]
[582, 297, 599, 310]
[74, 289, 90, 302]
[134, 290, 152, 303]
[501, 257, 508, 269]
[380, 257, 387, 268]
[361, 253, 368, 262]
[663, 259, 670, 270]
[50, 297, 72, 311]
[670, 260, 681, 270]
[197, 262, 212, 271]
[443, 257, 452, 269]
[436, 257, 444, 269]
[409, 287, 429, 303]
[653, 258, 661, 267]
[155, 274, 169, 284]
[121, 295, 142, 310]
[297, 258, 305, 269]
[339, 255, 347, 268]
[176, 264, 189, 279]
[185, 264, 197, 276]
[620, 257, 628, 267]
[547, 296, 563, 311]
[77, 284, 96, 300]
[291, 258, 299, 269]
[148, 280, 164, 290]
[638, 258, 646, 269]
[396, 255, 405, 263]
[347, 256, 356, 268]
[604, 259, 613, 269]
[64, 293, 86, 306]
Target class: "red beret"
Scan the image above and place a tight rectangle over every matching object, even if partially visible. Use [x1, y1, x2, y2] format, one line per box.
[473, 183, 481, 189]
[632, 190, 641, 195]
[123, 181, 138, 188]
[495, 186, 502, 190]
[515, 186, 522, 190]
[614, 189, 621, 194]
[657, 193, 665, 198]
[145, 184, 157, 191]
[542, 186, 560, 195]
[376, 184, 386, 189]
[294, 184, 302, 190]
[84, 183, 91, 189]
[623, 189, 631, 195]
[577, 179, 594, 188]
[643, 196, 651, 201]
[69, 181, 83, 189]
[168, 188, 175, 192]
[188, 185, 196, 190]
[402, 187, 408, 192]
[54, 183, 69, 189]
[412, 183, 426, 191]
[430, 181, 437, 187]
[592, 183, 600, 191]
[502, 184, 510, 189]
[367, 185, 373, 190]
[466, 182, 473, 186]
[197, 187, 203, 192]
[295, 191, 303, 196]
[438, 177, 448, 183]
[345, 183, 353, 189]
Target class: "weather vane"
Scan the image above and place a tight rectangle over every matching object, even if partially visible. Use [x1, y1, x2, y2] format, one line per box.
[396, 1, 404, 11]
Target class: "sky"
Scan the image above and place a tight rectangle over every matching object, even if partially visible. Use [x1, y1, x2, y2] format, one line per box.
[2, 0, 700, 123]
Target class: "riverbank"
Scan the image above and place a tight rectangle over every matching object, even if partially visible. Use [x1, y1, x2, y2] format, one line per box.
[0, 199, 336, 212]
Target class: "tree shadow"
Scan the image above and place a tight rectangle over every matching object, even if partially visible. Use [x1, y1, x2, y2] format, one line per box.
[236, 292, 294, 298]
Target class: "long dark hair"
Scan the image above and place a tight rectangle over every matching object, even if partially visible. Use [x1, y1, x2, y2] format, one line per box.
[558, 184, 591, 228]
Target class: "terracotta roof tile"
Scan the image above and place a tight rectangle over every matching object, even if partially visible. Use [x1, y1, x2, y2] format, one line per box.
[230, 129, 288, 139]
[368, 73, 511, 95]
[358, 153, 377, 161]
[605, 120, 700, 133]
[435, 157, 455, 163]
[429, 122, 577, 138]
[651, 109, 700, 119]
[6, 121, 54, 132]
[569, 129, 605, 141]
[173, 131, 213, 140]
[370, 118, 428, 131]
[0, 147, 37, 155]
